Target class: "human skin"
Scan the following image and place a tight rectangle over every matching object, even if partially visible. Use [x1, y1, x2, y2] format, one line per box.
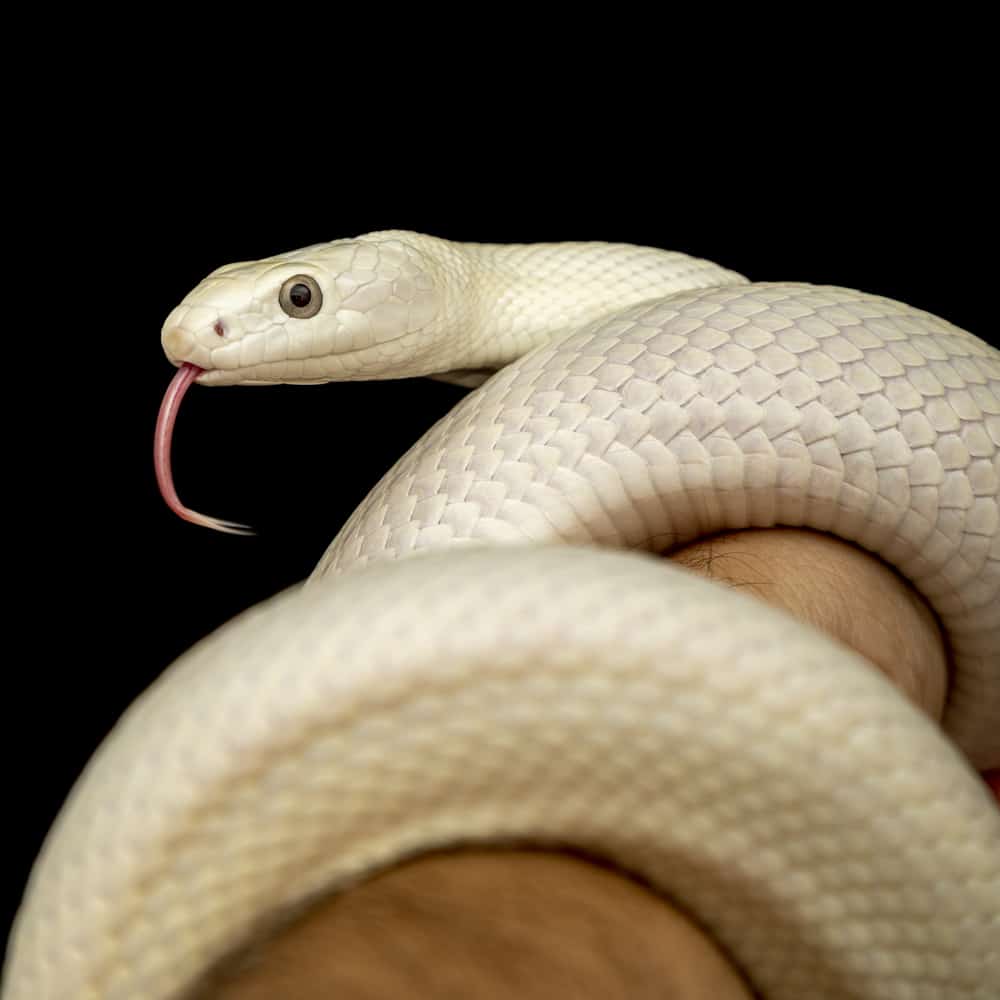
[196, 529, 949, 999]
[667, 528, 948, 722]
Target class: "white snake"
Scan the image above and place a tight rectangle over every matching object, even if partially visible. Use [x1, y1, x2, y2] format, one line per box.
[4, 232, 999, 998]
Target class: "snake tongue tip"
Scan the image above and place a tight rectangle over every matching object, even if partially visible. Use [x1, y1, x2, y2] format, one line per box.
[204, 521, 257, 537]
[212, 518, 256, 537]
[172, 506, 256, 536]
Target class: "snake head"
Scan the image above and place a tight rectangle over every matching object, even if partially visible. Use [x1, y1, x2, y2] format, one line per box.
[160, 235, 443, 386]
[156, 234, 444, 533]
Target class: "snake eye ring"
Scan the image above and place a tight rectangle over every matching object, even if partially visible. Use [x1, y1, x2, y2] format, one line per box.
[279, 274, 323, 319]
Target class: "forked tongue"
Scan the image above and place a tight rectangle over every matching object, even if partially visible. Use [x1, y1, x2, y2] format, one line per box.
[154, 363, 253, 535]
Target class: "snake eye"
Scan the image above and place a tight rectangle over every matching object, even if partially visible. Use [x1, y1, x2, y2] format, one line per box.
[279, 274, 323, 319]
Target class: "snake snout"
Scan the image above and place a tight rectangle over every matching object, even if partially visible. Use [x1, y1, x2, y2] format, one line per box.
[160, 303, 224, 370]
[162, 327, 196, 360]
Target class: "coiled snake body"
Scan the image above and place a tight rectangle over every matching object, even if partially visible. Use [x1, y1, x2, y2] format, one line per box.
[5, 233, 999, 998]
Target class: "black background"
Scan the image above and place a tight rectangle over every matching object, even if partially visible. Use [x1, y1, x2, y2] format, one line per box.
[6, 93, 995, 948]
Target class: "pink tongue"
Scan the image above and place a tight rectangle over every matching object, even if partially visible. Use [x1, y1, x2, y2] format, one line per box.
[154, 363, 253, 535]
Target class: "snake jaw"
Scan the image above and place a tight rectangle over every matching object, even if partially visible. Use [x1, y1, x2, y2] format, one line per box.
[154, 362, 254, 536]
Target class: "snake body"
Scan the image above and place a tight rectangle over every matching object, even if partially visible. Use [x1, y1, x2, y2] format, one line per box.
[5, 233, 999, 998]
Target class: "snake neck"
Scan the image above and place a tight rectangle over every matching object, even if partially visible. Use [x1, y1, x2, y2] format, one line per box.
[358, 231, 750, 374]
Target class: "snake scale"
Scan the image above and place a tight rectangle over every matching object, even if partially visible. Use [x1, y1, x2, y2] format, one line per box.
[4, 232, 999, 998]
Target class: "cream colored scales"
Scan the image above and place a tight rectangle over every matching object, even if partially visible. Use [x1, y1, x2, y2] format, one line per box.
[5, 233, 999, 998]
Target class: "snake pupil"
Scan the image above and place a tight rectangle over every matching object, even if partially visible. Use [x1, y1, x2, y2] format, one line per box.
[289, 283, 311, 308]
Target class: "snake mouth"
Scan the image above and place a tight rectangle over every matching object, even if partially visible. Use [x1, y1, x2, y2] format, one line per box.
[154, 362, 254, 535]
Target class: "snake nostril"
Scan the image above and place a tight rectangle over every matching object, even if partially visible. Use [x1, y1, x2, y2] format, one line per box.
[213, 321, 225, 338]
